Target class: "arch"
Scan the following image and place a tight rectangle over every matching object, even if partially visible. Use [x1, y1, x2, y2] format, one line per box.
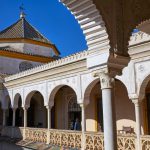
[59, 0, 110, 51]
[49, 84, 78, 106]
[25, 90, 44, 108]
[138, 74, 150, 101]
[26, 91, 47, 128]
[13, 93, 22, 108]
[83, 78, 100, 105]
[51, 85, 79, 130]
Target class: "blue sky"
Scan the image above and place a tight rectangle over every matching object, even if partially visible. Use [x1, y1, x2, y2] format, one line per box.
[0, 0, 87, 57]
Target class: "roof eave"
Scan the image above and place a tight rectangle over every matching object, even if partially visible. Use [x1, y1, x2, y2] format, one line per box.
[0, 38, 60, 55]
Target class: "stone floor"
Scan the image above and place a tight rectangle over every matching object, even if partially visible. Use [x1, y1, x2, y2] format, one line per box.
[0, 137, 79, 150]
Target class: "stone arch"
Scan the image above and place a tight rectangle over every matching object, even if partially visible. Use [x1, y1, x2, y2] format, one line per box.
[138, 74, 150, 101]
[13, 93, 22, 108]
[59, 0, 110, 51]
[83, 78, 100, 105]
[49, 84, 78, 106]
[25, 90, 44, 108]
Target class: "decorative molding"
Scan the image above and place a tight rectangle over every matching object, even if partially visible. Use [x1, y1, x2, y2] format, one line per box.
[5, 50, 88, 82]
[129, 31, 150, 46]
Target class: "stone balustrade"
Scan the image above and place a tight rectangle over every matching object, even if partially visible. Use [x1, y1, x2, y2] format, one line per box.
[2, 127, 150, 149]
[141, 135, 150, 150]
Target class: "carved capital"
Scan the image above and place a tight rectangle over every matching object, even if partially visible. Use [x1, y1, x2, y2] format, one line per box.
[100, 73, 114, 89]
[131, 97, 142, 107]
[23, 106, 29, 110]
[46, 105, 53, 110]
[92, 70, 114, 89]
[48, 101, 54, 108]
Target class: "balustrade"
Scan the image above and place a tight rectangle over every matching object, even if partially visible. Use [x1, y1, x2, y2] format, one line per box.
[2, 127, 150, 149]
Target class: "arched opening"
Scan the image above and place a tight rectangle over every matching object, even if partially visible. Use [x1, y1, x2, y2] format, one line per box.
[68, 96, 81, 130]
[143, 80, 150, 134]
[84, 78, 136, 133]
[5, 96, 12, 126]
[85, 80, 103, 132]
[115, 79, 136, 134]
[25, 91, 47, 128]
[14, 94, 23, 127]
[50, 85, 81, 130]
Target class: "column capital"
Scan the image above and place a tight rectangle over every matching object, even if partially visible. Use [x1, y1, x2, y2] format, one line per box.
[46, 105, 53, 109]
[92, 70, 114, 89]
[132, 99, 142, 106]
[99, 73, 114, 89]
[23, 107, 28, 110]
[79, 103, 87, 109]
[12, 108, 17, 111]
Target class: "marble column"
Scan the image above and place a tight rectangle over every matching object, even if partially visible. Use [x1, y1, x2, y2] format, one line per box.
[100, 73, 117, 150]
[80, 103, 86, 132]
[23, 107, 28, 140]
[46, 106, 52, 130]
[80, 103, 86, 150]
[132, 99, 141, 150]
[2, 109, 6, 126]
[12, 108, 16, 127]
[23, 107, 27, 128]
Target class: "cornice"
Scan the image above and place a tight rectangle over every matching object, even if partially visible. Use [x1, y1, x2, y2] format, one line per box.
[5, 50, 88, 82]
[0, 38, 60, 56]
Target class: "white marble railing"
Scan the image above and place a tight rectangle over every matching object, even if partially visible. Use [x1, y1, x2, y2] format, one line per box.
[3, 127, 150, 150]
[5, 50, 88, 82]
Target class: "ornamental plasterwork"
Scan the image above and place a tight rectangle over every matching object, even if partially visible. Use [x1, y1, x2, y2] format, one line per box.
[135, 60, 150, 94]
[129, 31, 150, 46]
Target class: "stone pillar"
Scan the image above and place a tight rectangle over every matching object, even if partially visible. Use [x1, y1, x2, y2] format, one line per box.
[80, 103, 86, 150]
[23, 107, 28, 140]
[12, 108, 16, 127]
[46, 106, 52, 130]
[2, 109, 6, 126]
[23, 107, 27, 128]
[132, 99, 141, 150]
[80, 103, 86, 132]
[46, 105, 53, 144]
[99, 73, 117, 150]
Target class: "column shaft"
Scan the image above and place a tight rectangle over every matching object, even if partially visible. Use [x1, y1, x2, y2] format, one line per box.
[3, 109, 6, 126]
[47, 107, 51, 129]
[100, 74, 117, 150]
[24, 108, 27, 127]
[81, 104, 85, 132]
[12, 109, 16, 127]
[134, 101, 141, 150]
